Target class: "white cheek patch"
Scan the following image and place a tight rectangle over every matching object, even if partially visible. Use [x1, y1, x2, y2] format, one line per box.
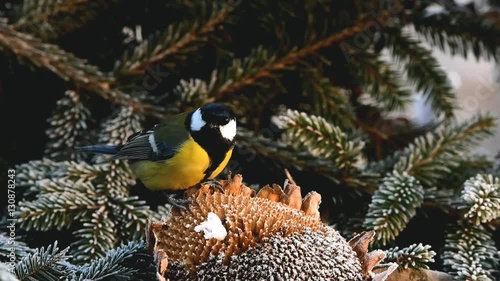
[219, 119, 237, 141]
[190, 108, 206, 132]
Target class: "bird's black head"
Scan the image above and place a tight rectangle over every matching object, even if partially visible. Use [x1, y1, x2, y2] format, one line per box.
[188, 103, 237, 142]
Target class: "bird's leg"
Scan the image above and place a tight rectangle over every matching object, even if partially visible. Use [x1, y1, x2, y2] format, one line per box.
[200, 179, 225, 193]
[164, 193, 192, 210]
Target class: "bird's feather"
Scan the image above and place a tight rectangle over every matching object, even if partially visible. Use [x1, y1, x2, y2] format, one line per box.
[76, 144, 120, 154]
[112, 112, 190, 161]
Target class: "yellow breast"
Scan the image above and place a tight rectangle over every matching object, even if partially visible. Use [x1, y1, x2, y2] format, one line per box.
[130, 137, 233, 191]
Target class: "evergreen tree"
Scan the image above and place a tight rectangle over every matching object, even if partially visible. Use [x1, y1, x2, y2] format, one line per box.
[1, 0, 499, 280]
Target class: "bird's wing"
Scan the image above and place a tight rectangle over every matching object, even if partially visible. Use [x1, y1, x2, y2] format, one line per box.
[112, 112, 190, 161]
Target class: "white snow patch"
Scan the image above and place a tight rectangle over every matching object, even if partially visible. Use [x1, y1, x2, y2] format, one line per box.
[194, 212, 227, 241]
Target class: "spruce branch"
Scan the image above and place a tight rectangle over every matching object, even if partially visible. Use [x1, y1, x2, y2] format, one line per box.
[16, 158, 66, 188]
[364, 171, 425, 246]
[236, 128, 379, 189]
[384, 243, 436, 270]
[394, 115, 496, 186]
[114, 1, 238, 78]
[414, 13, 500, 61]
[98, 161, 136, 198]
[0, 25, 164, 118]
[350, 51, 411, 110]
[4, 239, 153, 280]
[13, 0, 119, 40]
[459, 174, 500, 225]
[71, 240, 153, 281]
[17, 159, 150, 264]
[72, 207, 117, 263]
[149, 204, 173, 223]
[18, 179, 99, 231]
[434, 157, 494, 193]
[63, 161, 110, 184]
[0, 24, 107, 88]
[213, 46, 287, 99]
[386, 29, 456, 118]
[69, 192, 152, 263]
[366, 151, 403, 175]
[0, 233, 34, 261]
[94, 106, 144, 164]
[442, 222, 498, 280]
[281, 110, 365, 172]
[16, 143, 149, 264]
[14, 241, 70, 281]
[175, 71, 217, 109]
[215, 11, 397, 99]
[109, 197, 150, 235]
[301, 67, 356, 128]
[97, 107, 144, 146]
[45, 90, 92, 161]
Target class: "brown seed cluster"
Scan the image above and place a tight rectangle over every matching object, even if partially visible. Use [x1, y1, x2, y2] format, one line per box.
[166, 228, 365, 281]
[147, 174, 397, 281]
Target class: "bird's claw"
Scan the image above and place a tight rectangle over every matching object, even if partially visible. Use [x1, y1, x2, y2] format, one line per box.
[201, 179, 225, 194]
[165, 194, 192, 210]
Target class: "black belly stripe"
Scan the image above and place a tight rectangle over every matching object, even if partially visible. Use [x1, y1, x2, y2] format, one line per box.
[189, 127, 234, 181]
[202, 150, 227, 181]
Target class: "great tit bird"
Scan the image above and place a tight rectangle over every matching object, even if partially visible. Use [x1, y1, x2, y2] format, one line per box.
[78, 103, 237, 207]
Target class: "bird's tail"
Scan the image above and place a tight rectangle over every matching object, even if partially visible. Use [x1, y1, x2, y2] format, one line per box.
[76, 145, 121, 155]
